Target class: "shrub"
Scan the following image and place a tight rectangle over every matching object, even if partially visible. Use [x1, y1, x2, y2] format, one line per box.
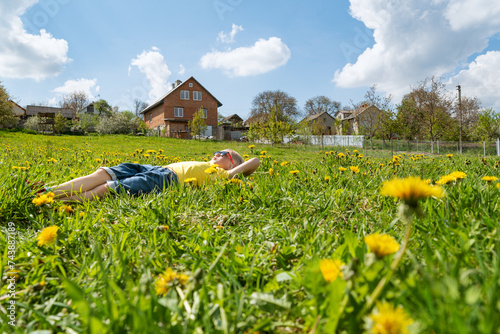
[95, 111, 144, 135]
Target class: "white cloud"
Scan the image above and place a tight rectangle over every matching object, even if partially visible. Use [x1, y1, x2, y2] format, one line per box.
[200, 37, 291, 77]
[448, 51, 500, 109]
[0, 0, 70, 80]
[178, 64, 185, 75]
[333, 0, 500, 102]
[217, 24, 244, 43]
[445, 0, 500, 32]
[129, 47, 172, 102]
[53, 78, 100, 100]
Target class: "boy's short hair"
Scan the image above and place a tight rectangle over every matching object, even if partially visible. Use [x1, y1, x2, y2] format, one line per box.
[225, 149, 244, 167]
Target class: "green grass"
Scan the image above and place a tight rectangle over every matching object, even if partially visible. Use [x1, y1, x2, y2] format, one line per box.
[1, 132, 500, 333]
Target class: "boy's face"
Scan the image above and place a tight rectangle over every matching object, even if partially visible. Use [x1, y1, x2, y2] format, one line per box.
[210, 151, 233, 170]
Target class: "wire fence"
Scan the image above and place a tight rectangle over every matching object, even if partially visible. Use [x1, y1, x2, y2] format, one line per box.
[364, 139, 499, 156]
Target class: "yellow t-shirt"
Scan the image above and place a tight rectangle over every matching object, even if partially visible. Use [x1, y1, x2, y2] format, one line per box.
[164, 161, 229, 186]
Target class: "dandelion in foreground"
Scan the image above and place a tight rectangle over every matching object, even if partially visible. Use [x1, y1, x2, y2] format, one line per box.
[155, 268, 189, 296]
[350, 166, 360, 174]
[364, 233, 400, 258]
[36, 226, 59, 247]
[367, 301, 414, 334]
[184, 177, 198, 184]
[482, 176, 498, 182]
[380, 176, 444, 208]
[32, 192, 55, 206]
[339, 167, 347, 172]
[319, 259, 343, 283]
[268, 168, 274, 175]
[289, 170, 299, 175]
[204, 166, 218, 174]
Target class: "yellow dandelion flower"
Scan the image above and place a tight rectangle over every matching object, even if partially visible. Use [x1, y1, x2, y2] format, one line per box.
[58, 204, 73, 214]
[227, 178, 243, 185]
[449, 171, 466, 179]
[358, 154, 364, 158]
[364, 233, 400, 257]
[324, 176, 331, 183]
[248, 145, 255, 149]
[380, 176, 445, 207]
[32, 192, 55, 206]
[319, 259, 343, 283]
[155, 268, 189, 296]
[79, 212, 85, 218]
[368, 301, 414, 334]
[350, 166, 360, 174]
[289, 170, 299, 175]
[436, 174, 457, 185]
[243, 154, 249, 158]
[339, 167, 347, 172]
[260, 151, 266, 155]
[446, 154, 453, 158]
[482, 176, 498, 182]
[204, 166, 218, 174]
[36, 226, 59, 247]
[184, 177, 198, 184]
[269, 168, 274, 175]
[353, 150, 359, 154]
[280, 161, 289, 167]
[496, 183, 500, 189]
[338, 153, 345, 158]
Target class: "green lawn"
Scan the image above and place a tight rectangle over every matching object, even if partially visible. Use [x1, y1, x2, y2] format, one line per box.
[1, 132, 499, 333]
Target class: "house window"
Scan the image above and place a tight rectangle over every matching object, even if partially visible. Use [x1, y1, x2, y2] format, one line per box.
[149, 113, 152, 123]
[174, 107, 184, 117]
[180, 90, 189, 100]
[202, 108, 207, 118]
[189, 83, 193, 87]
[193, 91, 202, 101]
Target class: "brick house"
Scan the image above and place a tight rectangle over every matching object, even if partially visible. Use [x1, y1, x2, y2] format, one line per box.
[140, 77, 222, 138]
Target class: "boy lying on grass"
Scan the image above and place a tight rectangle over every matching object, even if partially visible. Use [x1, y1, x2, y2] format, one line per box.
[48, 149, 260, 202]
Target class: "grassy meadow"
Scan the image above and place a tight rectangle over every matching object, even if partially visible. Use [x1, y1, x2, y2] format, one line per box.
[1, 132, 500, 333]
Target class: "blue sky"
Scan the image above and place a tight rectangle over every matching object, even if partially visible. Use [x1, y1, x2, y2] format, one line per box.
[1, 0, 500, 120]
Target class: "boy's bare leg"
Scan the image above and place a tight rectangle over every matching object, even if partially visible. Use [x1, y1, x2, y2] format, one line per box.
[57, 183, 110, 202]
[52, 169, 112, 198]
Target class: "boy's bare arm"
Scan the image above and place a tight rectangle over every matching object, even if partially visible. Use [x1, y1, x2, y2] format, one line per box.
[228, 157, 260, 179]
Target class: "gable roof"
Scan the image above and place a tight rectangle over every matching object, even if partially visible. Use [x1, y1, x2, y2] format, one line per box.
[336, 105, 379, 120]
[301, 111, 335, 123]
[140, 76, 223, 114]
[222, 114, 243, 123]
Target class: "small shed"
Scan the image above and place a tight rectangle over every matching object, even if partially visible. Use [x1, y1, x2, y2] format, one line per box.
[26, 105, 74, 120]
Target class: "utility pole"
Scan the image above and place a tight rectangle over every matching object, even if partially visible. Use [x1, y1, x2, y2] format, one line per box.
[457, 85, 462, 154]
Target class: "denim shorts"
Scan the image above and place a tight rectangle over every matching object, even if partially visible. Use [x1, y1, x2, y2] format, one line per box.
[101, 163, 178, 195]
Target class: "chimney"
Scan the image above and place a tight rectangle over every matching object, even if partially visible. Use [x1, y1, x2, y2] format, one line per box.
[175, 79, 182, 87]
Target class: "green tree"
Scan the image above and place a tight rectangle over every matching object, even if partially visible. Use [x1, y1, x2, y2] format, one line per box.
[188, 108, 208, 140]
[54, 112, 69, 134]
[395, 98, 424, 142]
[249, 90, 299, 122]
[405, 76, 453, 143]
[94, 99, 113, 117]
[472, 108, 500, 141]
[0, 82, 17, 127]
